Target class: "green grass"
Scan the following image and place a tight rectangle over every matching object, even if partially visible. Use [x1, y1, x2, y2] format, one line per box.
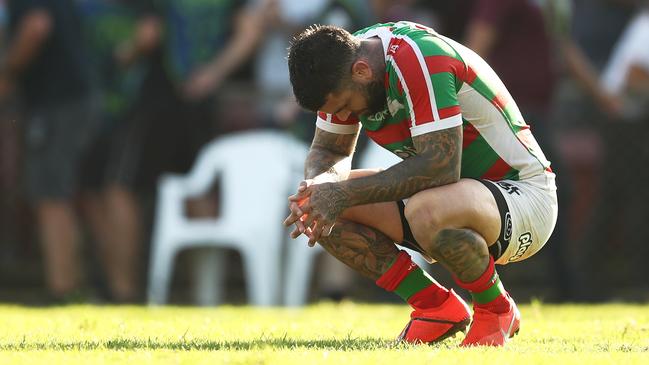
[0, 301, 648, 364]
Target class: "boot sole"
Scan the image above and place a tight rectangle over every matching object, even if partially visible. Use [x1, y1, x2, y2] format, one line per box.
[398, 316, 471, 344]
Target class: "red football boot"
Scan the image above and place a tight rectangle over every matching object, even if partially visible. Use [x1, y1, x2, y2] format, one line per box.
[460, 293, 521, 347]
[397, 289, 471, 344]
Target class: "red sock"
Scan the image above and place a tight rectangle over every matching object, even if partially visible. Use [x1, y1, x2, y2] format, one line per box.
[407, 284, 450, 310]
[454, 256, 511, 314]
[376, 251, 449, 309]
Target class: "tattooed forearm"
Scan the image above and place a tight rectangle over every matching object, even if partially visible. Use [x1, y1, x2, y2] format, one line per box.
[429, 228, 490, 282]
[305, 147, 352, 180]
[318, 219, 399, 280]
[305, 128, 359, 181]
[341, 125, 462, 206]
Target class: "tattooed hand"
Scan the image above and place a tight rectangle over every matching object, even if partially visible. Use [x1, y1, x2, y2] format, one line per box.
[283, 179, 349, 245]
[284, 127, 358, 244]
[284, 179, 313, 239]
[298, 182, 351, 245]
[303, 182, 350, 244]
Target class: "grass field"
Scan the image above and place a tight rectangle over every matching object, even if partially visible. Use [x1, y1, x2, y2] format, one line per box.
[0, 301, 648, 364]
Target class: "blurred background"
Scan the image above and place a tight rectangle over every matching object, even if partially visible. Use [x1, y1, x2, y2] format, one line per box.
[0, 0, 647, 306]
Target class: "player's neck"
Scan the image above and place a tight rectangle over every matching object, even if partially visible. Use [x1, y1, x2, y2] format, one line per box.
[358, 37, 386, 74]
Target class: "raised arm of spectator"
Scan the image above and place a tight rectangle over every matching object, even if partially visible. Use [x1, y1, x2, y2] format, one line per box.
[601, 9, 649, 96]
[546, 0, 623, 117]
[114, 14, 162, 68]
[464, 20, 496, 57]
[560, 38, 623, 117]
[183, 3, 268, 101]
[1, 8, 51, 78]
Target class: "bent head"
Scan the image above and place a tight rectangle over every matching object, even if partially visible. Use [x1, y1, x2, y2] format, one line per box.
[288, 24, 386, 120]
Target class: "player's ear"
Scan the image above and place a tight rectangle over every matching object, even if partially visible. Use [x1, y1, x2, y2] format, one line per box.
[351, 60, 373, 82]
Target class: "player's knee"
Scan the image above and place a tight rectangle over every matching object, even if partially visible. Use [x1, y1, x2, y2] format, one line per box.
[428, 228, 490, 264]
[427, 228, 458, 258]
[404, 195, 446, 251]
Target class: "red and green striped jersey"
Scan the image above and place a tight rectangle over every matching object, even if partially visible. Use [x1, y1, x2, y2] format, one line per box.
[315, 21, 551, 181]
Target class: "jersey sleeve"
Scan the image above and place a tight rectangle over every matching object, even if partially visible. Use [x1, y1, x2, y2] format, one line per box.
[388, 35, 463, 137]
[315, 111, 361, 134]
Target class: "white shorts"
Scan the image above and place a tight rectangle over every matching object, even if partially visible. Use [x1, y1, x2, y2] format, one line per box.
[396, 173, 558, 265]
[480, 173, 558, 265]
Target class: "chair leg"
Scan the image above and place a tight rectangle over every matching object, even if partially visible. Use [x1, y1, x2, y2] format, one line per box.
[191, 247, 227, 306]
[147, 241, 176, 305]
[242, 246, 281, 306]
[284, 235, 322, 306]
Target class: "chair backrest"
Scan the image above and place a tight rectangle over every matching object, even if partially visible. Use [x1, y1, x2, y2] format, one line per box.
[188, 130, 307, 237]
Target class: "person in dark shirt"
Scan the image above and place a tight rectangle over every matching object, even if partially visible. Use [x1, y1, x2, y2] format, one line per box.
[77, 0, 160, 303]
[154, 0, 265, 170]
[3, 0, 96, 301]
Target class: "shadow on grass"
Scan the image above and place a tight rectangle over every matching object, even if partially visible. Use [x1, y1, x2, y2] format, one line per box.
[0, 336, 412, 351]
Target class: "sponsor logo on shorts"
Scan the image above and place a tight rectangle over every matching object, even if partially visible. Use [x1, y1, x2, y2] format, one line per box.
[503, 212, 512, 243]
[497, 181, 522, 196]
[508, 232, 532, 262]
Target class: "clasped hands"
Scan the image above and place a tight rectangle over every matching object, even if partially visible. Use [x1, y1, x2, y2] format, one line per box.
[283, 179, 348, 247]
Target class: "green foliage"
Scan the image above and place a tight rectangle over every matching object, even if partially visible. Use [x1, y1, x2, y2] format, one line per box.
[0, 302, 647, 364]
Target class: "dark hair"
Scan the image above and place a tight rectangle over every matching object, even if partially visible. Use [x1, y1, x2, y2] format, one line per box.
[287, 24, 359, 112]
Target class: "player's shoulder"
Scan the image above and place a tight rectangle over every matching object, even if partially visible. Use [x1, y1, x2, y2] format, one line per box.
[353, 22, 393, 38]
[388, 22, 461, 59]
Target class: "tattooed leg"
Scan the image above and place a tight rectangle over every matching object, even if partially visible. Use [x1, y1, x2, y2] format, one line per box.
[317, 218, 400, 280]
[403, 179, 501, 283]
[320, 218, 471, 345]
[427, 228, 490, 283]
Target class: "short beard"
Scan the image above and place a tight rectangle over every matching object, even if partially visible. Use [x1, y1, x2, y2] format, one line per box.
[363, 78, 387, 116]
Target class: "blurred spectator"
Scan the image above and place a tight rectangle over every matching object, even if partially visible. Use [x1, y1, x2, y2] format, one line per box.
[0, 0, 24, 268]
[572, 0, 638, 71]
[424, 0, 476, 40]
[138, 0, 266, 201]
[76, 0, 161, 303]
[580, 5, 649, 298]
[556, 0, 638, 300]
[4, 0, 95, 301]
[0, 0, 7, 54]
[160, 0, 265, 133]
[601, 6, 649, 114]
[369, 0, 435, 25]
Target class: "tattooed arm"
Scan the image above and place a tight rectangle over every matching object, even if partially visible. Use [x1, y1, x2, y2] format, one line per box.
[283, 126, 359, 234]
[304, 127, 360, 182]
[342, 126, 461, 204]
[300, 126, 462, 239]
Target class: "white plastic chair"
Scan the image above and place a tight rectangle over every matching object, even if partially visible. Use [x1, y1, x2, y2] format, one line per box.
[283, 234, 323, 306]
[147, 130, 308, 306]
